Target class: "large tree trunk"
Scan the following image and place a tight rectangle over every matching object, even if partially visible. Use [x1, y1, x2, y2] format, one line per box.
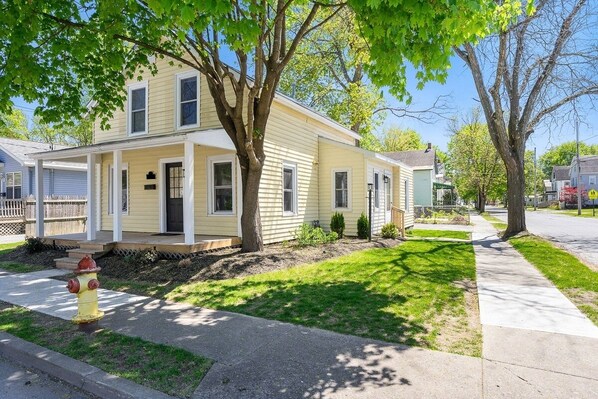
[478, 190, 487, 213]
[239, 161, 264, 252]
[504, 152, 527, 237]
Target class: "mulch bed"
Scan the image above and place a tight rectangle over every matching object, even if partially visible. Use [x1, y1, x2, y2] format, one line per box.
[0, 245, 67, 268]
[97, 238, 401, 283]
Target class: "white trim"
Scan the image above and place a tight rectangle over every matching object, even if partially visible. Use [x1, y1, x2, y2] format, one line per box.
[207, 154, 236, 216]
[127, 81, 148, 136]
[34, 159, 44, 237]
[175, 70, 200, 131]
[95, 163, 101, 230]
[22, 160, 87, 171]
[108, 162, 129, 216]
[159, 157, 184, 233]
[86, 153, 97, 240]
[112, 150, 123, 242]
[183, 141, 195, 244]
[331, 168, 352, 211]
[282, 162, 298, 216]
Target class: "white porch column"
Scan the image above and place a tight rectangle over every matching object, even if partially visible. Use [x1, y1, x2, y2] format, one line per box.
[34, 158, 44, 238]
[86, 153, 97, 240]
[112, 150, 123, 242]
[183, 141, 195, 245]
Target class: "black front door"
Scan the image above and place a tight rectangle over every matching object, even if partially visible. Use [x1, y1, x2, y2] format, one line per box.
[166, 162, 184, 232]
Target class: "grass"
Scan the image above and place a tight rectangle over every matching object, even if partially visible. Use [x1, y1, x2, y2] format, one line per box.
[164, 240, 481, 356]
[0, 241, 23, 256]
[509, 236, 598, 325]
[0, 302, 212, 398]
[0, 261, 47, 273]
[549, 208, 598, 218]
[480, 212, 508, 230]
[407, 229, 470, 240]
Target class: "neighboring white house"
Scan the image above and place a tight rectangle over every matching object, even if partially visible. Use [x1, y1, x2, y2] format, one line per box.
[549, 165, 570, 202]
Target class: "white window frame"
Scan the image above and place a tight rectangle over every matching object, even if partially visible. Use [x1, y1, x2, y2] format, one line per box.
[590, 175, 597, 185]
[208, 154, 235, 216]
[282, 162, 298, 216]
[127, 81, 148, 136]
[374, 172, 380, 209]
[332, 168, 351, 211]
[176, 71, 200, 130]
[385, 173, 392, 211]
[108, 163, 129, 215]
[404, 179, 410, 211]
[5, 171, 22, 199]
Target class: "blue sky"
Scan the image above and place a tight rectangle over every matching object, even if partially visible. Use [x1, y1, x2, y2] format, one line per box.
[11, 55, 597, 157]
[380, 56, 598, 155]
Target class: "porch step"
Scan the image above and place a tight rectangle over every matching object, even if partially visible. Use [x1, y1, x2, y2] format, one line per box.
[54, 257, 80, 271]
[78, 242, 115, 252]
[66, 248, 110, 260]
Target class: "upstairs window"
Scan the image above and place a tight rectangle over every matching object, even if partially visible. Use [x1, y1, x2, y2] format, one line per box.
[283, 163, 297, 215]
[128, 82, 148, 135]
[177, 71, 199, 129]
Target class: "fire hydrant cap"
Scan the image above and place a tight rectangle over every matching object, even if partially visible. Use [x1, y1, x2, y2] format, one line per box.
[75, 255, 102, 274]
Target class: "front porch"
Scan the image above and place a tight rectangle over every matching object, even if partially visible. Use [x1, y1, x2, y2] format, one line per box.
[44, 231, 242, 255]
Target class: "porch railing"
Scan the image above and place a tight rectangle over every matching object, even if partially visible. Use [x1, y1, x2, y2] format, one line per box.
[391, 206, 405, 238]
[0, 199, 25, 219]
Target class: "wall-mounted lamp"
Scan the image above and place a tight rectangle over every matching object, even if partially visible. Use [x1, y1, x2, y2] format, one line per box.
[383, 175, 390, 183]
[367, 183, 373, 191]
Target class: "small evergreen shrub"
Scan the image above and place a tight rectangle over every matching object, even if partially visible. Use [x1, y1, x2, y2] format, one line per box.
[381, 223, 399, 239]
[24, 236, 44, 253]
[330, 212, 345, 238]
[295, 223, 337, 246]
[126, 249, 161, 265]
[357, 213, 369, 239]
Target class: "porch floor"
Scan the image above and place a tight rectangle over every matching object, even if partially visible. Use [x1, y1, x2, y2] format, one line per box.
[44, 231, 242, 254]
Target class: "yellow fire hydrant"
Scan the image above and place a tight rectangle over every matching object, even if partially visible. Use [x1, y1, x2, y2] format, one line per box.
[66, 255, 104, 324]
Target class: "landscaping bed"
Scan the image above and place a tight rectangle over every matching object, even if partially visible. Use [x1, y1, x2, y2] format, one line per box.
[0, 301, 212, 398]
[0, 243, 65, 269]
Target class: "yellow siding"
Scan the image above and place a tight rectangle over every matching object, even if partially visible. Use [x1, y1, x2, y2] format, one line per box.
[318, 141, 366, 237]
[100, 144, 238, 236]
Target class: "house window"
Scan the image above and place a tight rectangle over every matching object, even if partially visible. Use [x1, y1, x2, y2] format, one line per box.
[374, 172, 380, 208]
[385, 174, 391, 211]
[177, 71, 199, 128]
[108, 165, 129, 214]
[6, 172, 22, 199]
[128, 82, 148, 135]
[405, 179, 410, 211]
[283, 163, 297, 215]
[209, 157, 234, 214]
[590, 176, 597, 185]
[333, 170, 350, 209]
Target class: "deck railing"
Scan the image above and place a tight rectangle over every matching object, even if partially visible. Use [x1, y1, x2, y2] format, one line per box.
[391, 206, 405, 238]
[0, 199, 25, 219]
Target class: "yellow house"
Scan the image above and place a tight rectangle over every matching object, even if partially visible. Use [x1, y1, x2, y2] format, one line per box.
[31, 57, 414, 262]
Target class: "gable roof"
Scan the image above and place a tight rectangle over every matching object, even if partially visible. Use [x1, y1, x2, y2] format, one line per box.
[551, 165, 570, 181]
[0, 137, 86, 171]
[384, 149, 437, 170]
[578, 155, 598, 174]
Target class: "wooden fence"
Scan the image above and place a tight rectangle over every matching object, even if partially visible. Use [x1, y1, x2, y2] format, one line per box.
[0, 196, 87, 236]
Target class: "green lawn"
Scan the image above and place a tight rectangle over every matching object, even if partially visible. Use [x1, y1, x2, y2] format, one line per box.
[0, 302, 212, 398]
[0, 261, 47, 273]
[166, 240, 481, 356]
[549, 208, 598, 218]
[509, 236, 598, 325]
[407, 229, 470, 240]
[480, 212, 508, 230]
[0, 242, 22, 256]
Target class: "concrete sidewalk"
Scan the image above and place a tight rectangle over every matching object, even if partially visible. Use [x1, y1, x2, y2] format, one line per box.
[471, 214, 598, 398]
[0, 269, 482, 398]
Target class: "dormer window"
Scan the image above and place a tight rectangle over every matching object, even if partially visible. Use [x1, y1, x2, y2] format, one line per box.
[177, 71, 200, 129]
[128, 81, 148, 135]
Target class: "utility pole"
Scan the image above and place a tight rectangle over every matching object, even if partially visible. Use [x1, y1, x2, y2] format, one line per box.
[576, 119, 582, 215]
[533, 147, 537, 211]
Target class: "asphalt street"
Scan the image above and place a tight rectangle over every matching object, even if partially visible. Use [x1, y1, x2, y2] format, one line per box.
[487, 206, 598, 268]
[0, 355, 92, 399]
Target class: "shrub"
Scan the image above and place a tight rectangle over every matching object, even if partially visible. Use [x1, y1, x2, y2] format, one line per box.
[295, 223, 337, 247]
[24, 236, 44, 253]
[126, 249, 161, 265]
[381, 223, 399, 239]
[330, 212, 345, 238]
[357, 213, 369, 239]
[178, 258, 192, 267]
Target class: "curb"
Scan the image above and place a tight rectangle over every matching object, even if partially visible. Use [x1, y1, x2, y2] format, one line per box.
[0, 331, 175, 399]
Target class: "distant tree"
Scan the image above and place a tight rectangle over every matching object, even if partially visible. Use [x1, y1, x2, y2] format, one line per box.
[524, 150, 546, 201]
[539, 141, 598, 176]
[0, 106, 28, 139]
[380, 127, 426, 152]
[446, 110, 506, 212]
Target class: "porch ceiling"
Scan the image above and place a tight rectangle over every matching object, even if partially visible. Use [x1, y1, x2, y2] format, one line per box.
[28, 128, 234, 163]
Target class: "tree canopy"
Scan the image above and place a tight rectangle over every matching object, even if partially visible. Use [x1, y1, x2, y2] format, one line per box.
[539, 141, 598, 176]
